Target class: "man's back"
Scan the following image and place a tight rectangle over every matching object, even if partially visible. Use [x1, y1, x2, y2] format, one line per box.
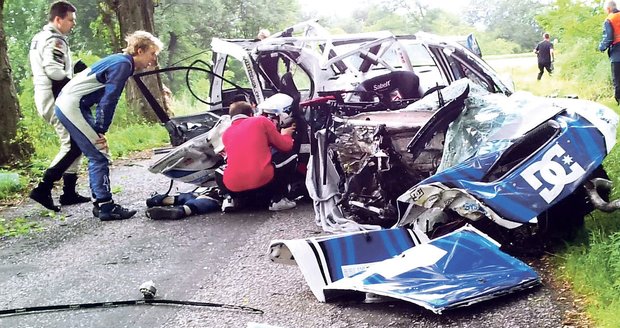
[536, 40, 553, 63]
[222, 115, 293, 192]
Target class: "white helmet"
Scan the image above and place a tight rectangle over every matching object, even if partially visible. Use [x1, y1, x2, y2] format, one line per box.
[256, 93, 293, 117]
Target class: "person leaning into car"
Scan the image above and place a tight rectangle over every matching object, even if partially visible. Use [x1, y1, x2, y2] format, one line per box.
[54, 31, 164, 221]
[29, 1, 91, 212]
[217, 101, 298, 211]
[600, 0, 620, 105]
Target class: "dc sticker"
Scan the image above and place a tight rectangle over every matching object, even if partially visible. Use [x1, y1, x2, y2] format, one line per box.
[520, 143, 585, 204]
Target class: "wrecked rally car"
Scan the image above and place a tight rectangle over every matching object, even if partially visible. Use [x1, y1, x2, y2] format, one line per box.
[133, 22, 620, 312]
[134, 20, 618, 247]
[319, 79, 618, 250]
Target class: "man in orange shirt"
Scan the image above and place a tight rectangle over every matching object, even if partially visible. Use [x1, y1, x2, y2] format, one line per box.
[600, 1, 620, 104]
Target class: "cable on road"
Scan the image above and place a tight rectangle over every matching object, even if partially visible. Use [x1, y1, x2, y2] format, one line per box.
[0, 298, 264, 317]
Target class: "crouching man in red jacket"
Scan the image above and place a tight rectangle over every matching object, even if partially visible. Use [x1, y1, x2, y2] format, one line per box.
[217, 101, 297, 211]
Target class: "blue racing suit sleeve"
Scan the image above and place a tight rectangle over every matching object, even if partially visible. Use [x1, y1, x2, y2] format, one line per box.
[599, 20, 614, 52]
[94, 61, 133, 134]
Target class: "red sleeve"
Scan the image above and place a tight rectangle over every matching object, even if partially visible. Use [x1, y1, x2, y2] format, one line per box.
[260, 116, 293, 152]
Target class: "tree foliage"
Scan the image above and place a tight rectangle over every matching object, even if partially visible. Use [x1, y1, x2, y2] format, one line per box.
[464, 0, 544, 52]
[535, 0, 609, 97]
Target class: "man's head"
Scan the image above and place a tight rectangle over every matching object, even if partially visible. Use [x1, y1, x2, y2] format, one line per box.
[543, 33, 550, 40]
[123, 31, 164, 70]
[606, 1, 617, 14]
[257, 29, 271, 40]
[229, 101, 254, 117]
[49, 1, 76, 35]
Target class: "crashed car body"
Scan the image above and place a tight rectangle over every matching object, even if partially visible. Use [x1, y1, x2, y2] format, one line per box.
[134, 22, 619, 313]
[136, 22, 617, 241]
[135, 22, 514, 187]
[328, 80, 617, 247]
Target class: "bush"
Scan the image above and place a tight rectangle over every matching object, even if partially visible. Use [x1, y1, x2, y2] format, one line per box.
[0, 171, 24, 200]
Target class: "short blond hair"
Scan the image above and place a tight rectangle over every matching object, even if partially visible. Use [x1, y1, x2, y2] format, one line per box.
[123, 30, 164, 56]
[257, 29, 271, 40]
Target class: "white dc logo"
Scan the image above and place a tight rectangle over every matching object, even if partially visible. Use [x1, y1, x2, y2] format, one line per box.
[520, 143, 585, 204]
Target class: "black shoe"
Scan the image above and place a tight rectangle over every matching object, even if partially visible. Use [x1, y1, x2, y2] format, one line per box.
[146, 206, 186, 220]
[146, 193, 170, 207]
[29, 187, 60, 212]
[99, 204, 137, 221]
[92, 205, 100, 218]
[59, 193, 91, 206]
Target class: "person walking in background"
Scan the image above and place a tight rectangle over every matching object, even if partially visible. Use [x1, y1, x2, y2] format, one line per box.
[600, 0, 620, 105]
[54, 31, 163, 221]
[534, 32, 554, 81]
[29, 0, 90, 212]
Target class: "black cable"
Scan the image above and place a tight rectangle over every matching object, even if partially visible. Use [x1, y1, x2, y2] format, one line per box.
[169, 50, 208, 67]
[0, 298, 263, 317]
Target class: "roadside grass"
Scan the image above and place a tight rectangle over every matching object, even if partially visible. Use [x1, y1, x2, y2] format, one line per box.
[0, 171, 25, 201]
[0, 216, 44, 238]
[489, 55, 620, 328]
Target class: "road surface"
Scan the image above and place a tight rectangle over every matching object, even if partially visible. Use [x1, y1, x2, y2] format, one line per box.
[0, 152, 581, 327]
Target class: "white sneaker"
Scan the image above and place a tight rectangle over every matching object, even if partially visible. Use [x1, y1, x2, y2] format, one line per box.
[221, 196, 236, 213]
[269, 198, 296, 211]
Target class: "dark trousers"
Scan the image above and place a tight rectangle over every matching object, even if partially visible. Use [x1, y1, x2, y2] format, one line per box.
[39, 138, 83, 188]
[537, 62, 553, 80]
[215, 151, 297, 206]
[612, 62, 620, 104]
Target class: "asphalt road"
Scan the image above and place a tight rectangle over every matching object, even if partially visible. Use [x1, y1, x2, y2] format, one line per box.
[0, 153, 580, 328]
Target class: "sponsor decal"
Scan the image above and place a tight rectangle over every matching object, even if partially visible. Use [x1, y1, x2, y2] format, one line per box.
[242, 57, 263, 103]
[410, 187, 424, 202]
[373, 80, 391, 91]
[520, 143, 585, 203]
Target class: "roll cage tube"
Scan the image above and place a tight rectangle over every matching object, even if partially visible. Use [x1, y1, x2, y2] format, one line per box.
[253, 50, 315, 99]
[132, 65, 251, 123]
[186, 59, 254, 106]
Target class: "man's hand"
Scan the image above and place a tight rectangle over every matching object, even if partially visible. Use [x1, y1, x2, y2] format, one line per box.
[281, 124, 296, 137]
[95, 133, 109, 153]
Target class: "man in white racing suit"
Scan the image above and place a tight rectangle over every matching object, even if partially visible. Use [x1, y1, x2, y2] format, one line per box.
[29, 1, 89, 211]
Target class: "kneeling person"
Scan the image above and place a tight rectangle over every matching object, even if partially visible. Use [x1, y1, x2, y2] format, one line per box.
[219, 101, 297, 211]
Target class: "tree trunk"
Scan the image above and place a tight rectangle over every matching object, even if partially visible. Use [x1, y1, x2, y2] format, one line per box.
[164, 31, 178, 84]
[0, 0, 33, 166]
[99, 1, 122, 53]
[109, 0, 164, 123]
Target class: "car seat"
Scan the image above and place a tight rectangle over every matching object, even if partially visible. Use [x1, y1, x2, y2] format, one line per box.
[355, 70, 423, 103]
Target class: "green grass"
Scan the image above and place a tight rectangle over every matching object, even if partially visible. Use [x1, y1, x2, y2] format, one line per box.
[106, 123, 170, 158]
[0, 171, 24, 200]
[489, 54, 620, 327]
[0, 216, 44, 238]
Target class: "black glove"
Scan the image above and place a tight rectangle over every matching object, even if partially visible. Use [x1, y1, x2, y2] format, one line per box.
[279, 116, 295, 129]
[51, 77, 70, 98]
[73, 59, 87, 74]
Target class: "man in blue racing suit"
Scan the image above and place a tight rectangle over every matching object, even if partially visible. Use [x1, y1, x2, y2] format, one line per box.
[55, 31, 163, 221]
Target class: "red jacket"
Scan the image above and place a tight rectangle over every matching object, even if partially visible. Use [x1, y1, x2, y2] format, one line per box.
[222, 115, 293, 192]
